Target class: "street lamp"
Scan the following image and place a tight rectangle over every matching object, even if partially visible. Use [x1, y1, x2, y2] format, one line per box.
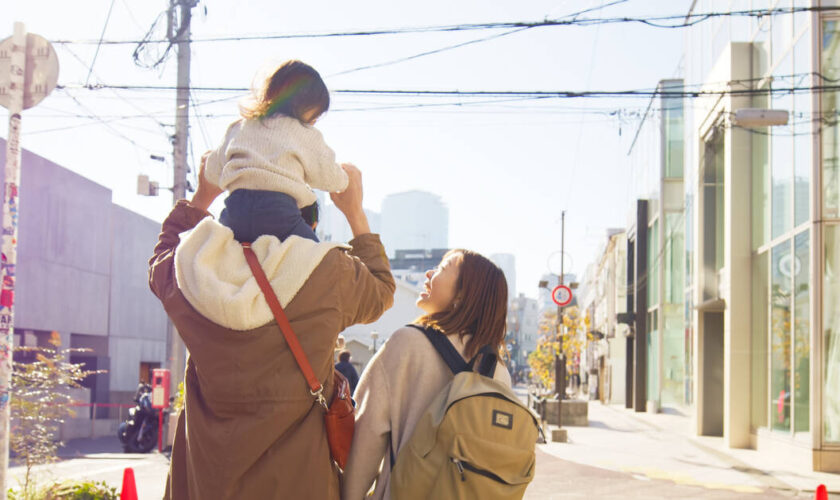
[370, 331, 379, 353]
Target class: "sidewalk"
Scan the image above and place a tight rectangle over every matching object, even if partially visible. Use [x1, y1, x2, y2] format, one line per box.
[608, 402, 839, 493]
[527, 447, 810, 499]
[533, 399, 838, 498]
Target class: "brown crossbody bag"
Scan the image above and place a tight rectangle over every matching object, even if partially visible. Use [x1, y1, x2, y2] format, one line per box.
[242, 242, 355, 471]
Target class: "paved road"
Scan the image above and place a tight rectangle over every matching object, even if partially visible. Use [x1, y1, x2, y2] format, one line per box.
[9, 437, 169, 500]
[7, 399, 832, 499]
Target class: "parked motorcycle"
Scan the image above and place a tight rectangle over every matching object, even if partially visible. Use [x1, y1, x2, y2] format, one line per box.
[118, 383, 166, 453]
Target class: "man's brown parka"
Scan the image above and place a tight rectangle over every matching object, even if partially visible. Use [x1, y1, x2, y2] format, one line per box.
[149, 200, 395, 500]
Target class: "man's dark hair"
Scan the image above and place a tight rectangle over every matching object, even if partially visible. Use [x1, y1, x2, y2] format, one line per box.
[338, 351, 351, 363]
[300, 201, 319, 227]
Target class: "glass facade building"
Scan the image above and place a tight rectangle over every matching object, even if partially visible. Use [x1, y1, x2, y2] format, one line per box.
[627, 80, 690, 411]
[586, 0, 840, 472]
[682, 0, 837, 472]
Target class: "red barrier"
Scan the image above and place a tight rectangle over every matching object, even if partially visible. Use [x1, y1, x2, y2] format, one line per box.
[68, 402, 134, 408]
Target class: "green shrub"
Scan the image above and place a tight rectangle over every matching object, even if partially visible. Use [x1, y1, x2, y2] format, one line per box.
[10, 332, 105, 499]
[8, 479, 118, 500]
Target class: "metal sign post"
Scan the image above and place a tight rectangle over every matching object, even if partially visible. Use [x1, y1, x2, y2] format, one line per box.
[0, 22, 58, 496]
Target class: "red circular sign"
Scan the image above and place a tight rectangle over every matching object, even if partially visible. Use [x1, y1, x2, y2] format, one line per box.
[551, 285, 573, 306]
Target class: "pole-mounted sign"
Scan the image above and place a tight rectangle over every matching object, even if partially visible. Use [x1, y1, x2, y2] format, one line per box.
[0, 22, 58, 497]
[551, 284, 573, 307]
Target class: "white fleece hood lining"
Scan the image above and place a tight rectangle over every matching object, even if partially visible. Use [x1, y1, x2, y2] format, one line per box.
[174, 217, 350, 331]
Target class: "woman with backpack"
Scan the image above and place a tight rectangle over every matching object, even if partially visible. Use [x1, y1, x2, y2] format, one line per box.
[343, 249, 538, 499]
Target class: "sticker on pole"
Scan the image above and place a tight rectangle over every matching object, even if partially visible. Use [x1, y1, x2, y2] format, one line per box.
[0, 31, 59, 111]
[551, 285, 573, 307]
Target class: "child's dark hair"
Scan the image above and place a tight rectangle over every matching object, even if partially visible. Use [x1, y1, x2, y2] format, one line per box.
[300, 201, 319, 227]
[241, 60, 330, 123]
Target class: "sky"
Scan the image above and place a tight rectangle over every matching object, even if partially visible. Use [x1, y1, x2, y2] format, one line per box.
[3, 0, 691, 299]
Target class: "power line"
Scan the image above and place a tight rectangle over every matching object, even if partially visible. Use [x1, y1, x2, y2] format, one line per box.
[56, 82, 840, 99]
[327, 0, 628, 77]
[85, 0, 117, 86]
[59, 44, 173, 134]
[49, 6, 840, 46]
[57, 87, 156, 150]
[565, 0, 608, 213]
[327, 27, 529, 78]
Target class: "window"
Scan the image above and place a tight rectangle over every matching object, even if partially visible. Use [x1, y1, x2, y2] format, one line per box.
[772, 54, 794, 239]
[793, 35, 812, 227]
[823, 225, 840, 442]
[770, 242, 791, 432]
[752, 252, 769, 430]
[793, 230, 810, 433]
[821, 20, 840, 219]
[664, 89, 684, 179]
[702, 127, 725, 300]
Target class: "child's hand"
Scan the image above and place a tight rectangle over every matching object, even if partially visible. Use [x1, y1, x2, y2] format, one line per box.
[191, 151, 223, 211]
[330, 163, 371, 237]
[330, 163, 363, 215]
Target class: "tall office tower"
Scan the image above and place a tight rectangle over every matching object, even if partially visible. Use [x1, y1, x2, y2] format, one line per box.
[380, 190, 448, 258]
[490, 253, 517, 300]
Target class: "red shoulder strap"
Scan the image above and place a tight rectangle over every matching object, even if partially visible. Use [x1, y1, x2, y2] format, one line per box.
[242, 243, 325, 404]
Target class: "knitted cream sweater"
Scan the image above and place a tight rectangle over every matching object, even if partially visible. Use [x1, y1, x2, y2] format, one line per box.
[205, 116, 349, 207]
[342, 326, 511, 500]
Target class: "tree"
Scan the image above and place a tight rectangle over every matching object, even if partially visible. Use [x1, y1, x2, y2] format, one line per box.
[9, 331, 102, 499]
[527, 306, 593, 395]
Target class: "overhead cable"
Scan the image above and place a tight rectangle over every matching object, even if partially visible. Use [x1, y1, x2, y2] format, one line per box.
[57, 82, 840, 99]
[50, 6, 840, 46]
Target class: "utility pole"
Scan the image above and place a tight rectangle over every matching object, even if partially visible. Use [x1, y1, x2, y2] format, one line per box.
[0, 25, 25, 499]
[167, 0, 195, 433]
[555, 210, 566, 401]
[0, 23, 58, 497]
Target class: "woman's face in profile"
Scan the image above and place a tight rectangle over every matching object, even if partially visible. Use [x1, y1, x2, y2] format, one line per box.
[417, 252, 462, 314]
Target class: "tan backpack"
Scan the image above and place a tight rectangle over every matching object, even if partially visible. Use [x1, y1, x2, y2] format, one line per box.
[390, 325, 540, 499]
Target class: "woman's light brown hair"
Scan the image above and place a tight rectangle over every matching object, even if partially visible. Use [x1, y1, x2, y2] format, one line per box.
[416, 249, 508, 360]
[240, 60, 330, 122]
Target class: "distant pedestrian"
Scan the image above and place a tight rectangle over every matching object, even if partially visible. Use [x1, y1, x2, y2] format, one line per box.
[342, 250, 515, 499]
[150, 152, 394, 499]
[335, 351, 360, 394]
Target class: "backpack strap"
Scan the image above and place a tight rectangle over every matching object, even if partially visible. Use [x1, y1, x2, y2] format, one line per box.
[467, 345, 498, 378]
[406, 324, 469, 374]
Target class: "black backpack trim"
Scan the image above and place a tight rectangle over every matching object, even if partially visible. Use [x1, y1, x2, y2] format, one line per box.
[407, 324, 469, 374]
[406, 324, 498, 378]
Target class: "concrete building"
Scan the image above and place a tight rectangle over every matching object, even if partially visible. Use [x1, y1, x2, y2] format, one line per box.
[339, 274, 425, 374]
[318, 202, 381, 244]
[507, 293, 539, 370]
[581, 230, 628, 405]
[380, 190, 448, 258]
[491, 253, 517, 299]
[389, 248, 449, 273]
[1, 139, 170, 411]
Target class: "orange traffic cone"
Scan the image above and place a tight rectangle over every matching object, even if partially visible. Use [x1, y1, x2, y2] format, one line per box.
[815, 484, 828, 500]
[120, 467, 138, 500]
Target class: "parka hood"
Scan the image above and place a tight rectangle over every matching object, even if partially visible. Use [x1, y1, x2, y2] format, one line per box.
[174, 217, 349, 330]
